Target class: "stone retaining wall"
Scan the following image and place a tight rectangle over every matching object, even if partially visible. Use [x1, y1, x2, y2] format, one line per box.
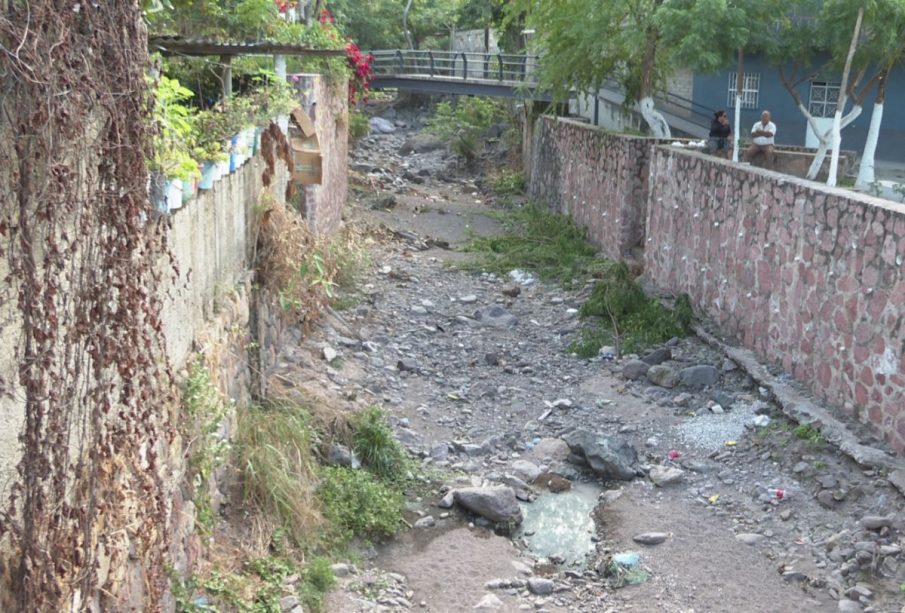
[529, 117, 657, 259]
[645, 148, 905, 451]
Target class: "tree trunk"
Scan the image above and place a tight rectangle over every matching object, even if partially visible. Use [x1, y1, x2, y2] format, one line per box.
[403, 0, 414, 50]
[855, 72, 888, 188]
[806, 104, 862, 179]
[827, 6, 864, 187]
[638, 27, 671, 139]
[733, 47, 744, 162]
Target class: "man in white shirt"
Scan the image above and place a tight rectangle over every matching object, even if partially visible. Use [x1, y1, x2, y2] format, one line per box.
[745, 110, 777, 169]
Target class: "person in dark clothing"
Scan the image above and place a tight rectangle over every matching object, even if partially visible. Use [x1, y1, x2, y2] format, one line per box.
[708, 110, 732, 159]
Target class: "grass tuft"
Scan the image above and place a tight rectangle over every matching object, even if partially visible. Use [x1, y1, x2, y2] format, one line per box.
[351, 406, 409, 481]
[460, 203, 606, 286]
[235, 400, 323, 548]
[571, 262, 693, 357]
[318, 466, 404, 544]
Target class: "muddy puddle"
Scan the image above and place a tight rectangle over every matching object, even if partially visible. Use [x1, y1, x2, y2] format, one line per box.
[516, 481, 602, 567]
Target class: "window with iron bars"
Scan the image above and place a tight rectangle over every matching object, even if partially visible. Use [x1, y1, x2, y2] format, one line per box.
[808, 81, 841, 118]
[727, 73, 760, 109]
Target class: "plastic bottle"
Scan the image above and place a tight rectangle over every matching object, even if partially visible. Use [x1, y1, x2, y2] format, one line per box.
[767, 487, 793, 501]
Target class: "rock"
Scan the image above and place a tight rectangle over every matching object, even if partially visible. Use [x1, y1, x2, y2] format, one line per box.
[551, 398, 573, 408]
[632, 532, 669, 545]
[860, 513, 895, 530]
[641, 347, 672, 365]
[370, 194, 398, 210]
[709, 404, 724, 414]
[399, 133, 445, 154]
[527, 577, 555, 595]
[473, 305, 518, 328]
[430, 443, 449, 460]
[837, 599, 862, 612]
[510, 460, 542, 483]
[562, 429, 639, 480]
[279, 595, 299, 611]
[397, 358, 419, 372]
[327, 444, 359, 468]
[322, 345, 338, 362]
[473, 593, 504, 609]
[793, 461, 809, 474]
[414, 515, 436, 528]
[501, 285, 521, 297]
[331, 563, 351, 577]
[679, 365, 720, 388]
[622, 360, 650, 380]
[438, 491, 455, 508]
[484, 352, 500, 366]
[816, 489, 838, 509]
[649, 466, 685, 487]
[735, 533, 764, 546]
[647, 365, 679, 388]
[459, 294, 478, 304]
[534, 473, 572, 493]
[453, 486, 523, 524]
[512, 561, 533, 576]
[369, 117, 396, 133]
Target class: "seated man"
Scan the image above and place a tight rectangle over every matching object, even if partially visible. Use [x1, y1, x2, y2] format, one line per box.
[745, 110, 776, 169]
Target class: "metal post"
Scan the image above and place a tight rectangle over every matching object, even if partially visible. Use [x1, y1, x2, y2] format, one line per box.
[274, 54, 286, 81]
[497, 54, 504, 81]
[461, 52, 467, 79]
[396, 49, 404, 74]
[428, 51, 435, 76]
[594, 88, 600, 126]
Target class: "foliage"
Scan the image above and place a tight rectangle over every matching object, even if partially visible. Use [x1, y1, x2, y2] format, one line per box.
[571, 263, 693, 357]
[348, 108, 370, 141]
[460, 203, 603, 286]
[318, 466, 405, 543]
[352, 407, 410, 481]
[235, 400, 324, 547]
[297, 557, 336, 612]
[487, 169, 525, 197]
[150, 75, 201, 180]
[794, 423, 826, 448]
[426, 97, 501, 165]
[183, 360, 232, 533]
[346, 42, 375, 104]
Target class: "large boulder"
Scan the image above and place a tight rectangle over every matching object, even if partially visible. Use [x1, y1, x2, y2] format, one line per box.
[562, 429, 639, 480]
[679, 365, 720, 388]
[453, 486, 523, 524]
[369, 117, 397, 134]
[399, 133, 445, 154]
[647, 364, 679, 388]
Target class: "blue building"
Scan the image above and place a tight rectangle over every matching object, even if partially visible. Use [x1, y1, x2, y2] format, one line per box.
[692, 54, 905, 163]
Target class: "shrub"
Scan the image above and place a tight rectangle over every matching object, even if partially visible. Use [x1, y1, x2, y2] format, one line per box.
[351, 407, 408, 481]
[298, 557, 336, 612]
[426, 97, 502, 165]
[318, 466, 404, 542]
[348, 108, 370, 142]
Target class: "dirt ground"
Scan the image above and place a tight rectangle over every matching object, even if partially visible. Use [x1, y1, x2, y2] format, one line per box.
[297, 114, 904, 613]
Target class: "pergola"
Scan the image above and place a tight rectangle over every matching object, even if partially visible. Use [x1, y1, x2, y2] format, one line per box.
[148, 36, 346, 98]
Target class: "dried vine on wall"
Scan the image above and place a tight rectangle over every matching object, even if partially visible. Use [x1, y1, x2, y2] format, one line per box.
[0, 2, 175, 610]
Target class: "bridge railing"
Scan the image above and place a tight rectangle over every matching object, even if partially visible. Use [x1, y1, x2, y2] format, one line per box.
[370, 49, 541, 85]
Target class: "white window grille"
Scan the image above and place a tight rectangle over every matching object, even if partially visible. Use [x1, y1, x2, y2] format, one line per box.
[727, 73, 760, 109]
[808, 81, 841, 118]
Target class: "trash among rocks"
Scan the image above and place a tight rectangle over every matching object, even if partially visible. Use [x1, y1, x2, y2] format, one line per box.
[767, 488, 791, 501]
[667, 450, 681, 461]
[550, 398, 573, 409]
[709, 404, 724, 414]
[707, 494, 720, 504]
[508, 269, 535, 286]
[598, 346, 616, 361]
[632, 532, 669, 545]
[322, 345, 338, 362]
[751, 415, 772, 428]
[601, 551, 649, 588]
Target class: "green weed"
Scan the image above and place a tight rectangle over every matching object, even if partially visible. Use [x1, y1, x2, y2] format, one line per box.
[426, 97, 502, 165]
[794, 423, 826, 448]
[351, 407, 409, 481]
[235, 400, 323, 547]
[571, 262, 693, 356]
[318, 466, 404, 544]
[297, 557, 336, 612]
[183, 360, 232, 534]
[348, 108, 370, 142]
[460, 203, 605, 286]
[487, 169, 525, 197]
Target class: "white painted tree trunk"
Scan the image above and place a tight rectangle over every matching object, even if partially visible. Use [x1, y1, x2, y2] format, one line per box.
[855, 101, 884, 188]
[804, 104, 862, 180]
[732, 96, 741, 162]
[639, 96, 671, 139]
[827, 6, 863, 187]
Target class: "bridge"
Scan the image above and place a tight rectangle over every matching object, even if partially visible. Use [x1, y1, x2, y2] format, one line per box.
[369, 49, 715, 138]
[369, 49, 551, 100]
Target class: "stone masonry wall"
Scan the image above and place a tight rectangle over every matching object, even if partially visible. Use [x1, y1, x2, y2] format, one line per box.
[645, 147, 905, 451]
[529, 117, 658, 259]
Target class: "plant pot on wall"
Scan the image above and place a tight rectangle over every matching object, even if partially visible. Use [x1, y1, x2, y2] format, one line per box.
[149, 172, 168, 213]
[228, 135, 239, 173]
[200, 161, 218, 190]
[181, 178, 194, 203]
[166, 179, 183, 212]
[242, 127, 256, 161]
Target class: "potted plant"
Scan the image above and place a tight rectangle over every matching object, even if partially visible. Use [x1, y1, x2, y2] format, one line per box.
[192, 110, 231, 189]
[148, 75, 200, 212]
